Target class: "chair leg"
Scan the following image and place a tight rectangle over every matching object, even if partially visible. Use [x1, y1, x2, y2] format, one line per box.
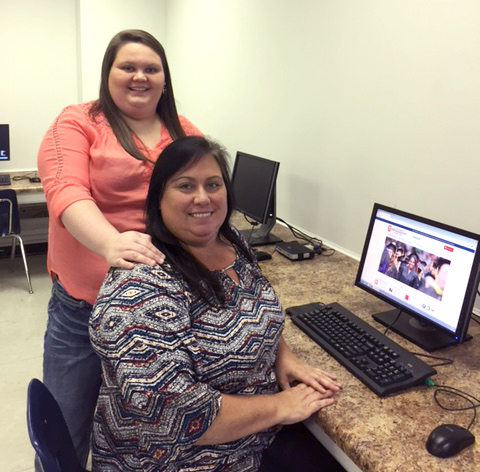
[12, 235, 33, 294]
[10, 236, 16, 259]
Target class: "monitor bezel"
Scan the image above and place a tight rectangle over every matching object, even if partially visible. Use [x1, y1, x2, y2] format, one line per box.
[231, 151, 280, 225]
[355, 203, 480, 344]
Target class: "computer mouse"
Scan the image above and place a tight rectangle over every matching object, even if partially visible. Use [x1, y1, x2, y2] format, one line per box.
[254, 250, 272, 261]
[29, 177, 41, 183]
[426, 424, 475, 458]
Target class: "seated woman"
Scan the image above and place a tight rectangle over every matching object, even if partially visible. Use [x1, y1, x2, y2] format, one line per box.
[89, 136, 341, 472]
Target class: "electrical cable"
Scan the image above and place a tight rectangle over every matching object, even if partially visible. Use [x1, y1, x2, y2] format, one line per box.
[12, 170, 38, 181]
[242, 214, 260, 244]
[425, 379, 479, 431]
[381, 310, 454, 367]
[382, 310, 402, 336]
[410, 352, 454, 368]
[275, 216, 335, 256]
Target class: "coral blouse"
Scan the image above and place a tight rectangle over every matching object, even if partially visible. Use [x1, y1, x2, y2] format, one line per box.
[38, 102, 202, 304]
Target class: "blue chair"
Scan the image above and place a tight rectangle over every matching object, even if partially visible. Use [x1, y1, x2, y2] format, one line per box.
[27, 379, 86, 472]
[0, 189, 33, 293]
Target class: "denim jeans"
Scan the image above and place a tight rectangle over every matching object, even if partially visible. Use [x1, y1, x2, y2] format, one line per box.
[39, 279, 101, 469]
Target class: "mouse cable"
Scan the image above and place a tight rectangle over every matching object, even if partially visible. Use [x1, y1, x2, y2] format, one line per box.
[275, 217, 335, 256]
[425, 379, 479, 431]
[381, 310, 453, 367]
[12, 170, 38, 181]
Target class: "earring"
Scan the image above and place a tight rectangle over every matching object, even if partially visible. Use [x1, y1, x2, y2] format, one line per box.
[162, 86, 166, 94]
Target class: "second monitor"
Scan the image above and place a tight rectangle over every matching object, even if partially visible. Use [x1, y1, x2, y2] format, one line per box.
[231, 151, 282, 246]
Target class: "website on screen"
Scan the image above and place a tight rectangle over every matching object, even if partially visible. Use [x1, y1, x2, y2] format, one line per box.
[359, 209, 478, 332]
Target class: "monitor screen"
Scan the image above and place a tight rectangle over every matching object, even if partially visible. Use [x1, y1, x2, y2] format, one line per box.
[0, 125, 10, 162]
[355, 203, 480, 351]
[231, 151, 281, 246]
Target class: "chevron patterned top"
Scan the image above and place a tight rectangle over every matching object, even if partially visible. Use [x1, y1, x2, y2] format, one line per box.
[89, 234, 284, 471]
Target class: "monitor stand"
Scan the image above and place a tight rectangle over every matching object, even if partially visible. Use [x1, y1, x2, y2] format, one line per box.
[372, 309, 472, 352]
[240, 217, 282, 247]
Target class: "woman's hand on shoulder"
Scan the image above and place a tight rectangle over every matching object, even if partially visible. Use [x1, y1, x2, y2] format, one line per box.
[105, 231, 165, 269]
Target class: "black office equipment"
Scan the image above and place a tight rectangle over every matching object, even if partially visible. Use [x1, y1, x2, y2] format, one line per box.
[426, 424, 475, 458]
[0, 124, 11, 185]
[355, 203, 480, 351]
[276, 241, 314, 261]
[0, 124, 9, 162]
[253, 249, 272, 261]
[231, 151, 282, 246]
[288, 302, 436, 397]
[0, 174, 11, 186]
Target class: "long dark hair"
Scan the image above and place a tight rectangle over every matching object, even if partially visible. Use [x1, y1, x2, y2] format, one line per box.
[146, 136, 254, 302]
[89, 29, 185, 163]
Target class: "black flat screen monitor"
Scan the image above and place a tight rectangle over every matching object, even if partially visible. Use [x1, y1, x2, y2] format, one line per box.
[0, 125, 10, 162]
[355, 203, 480, 351]
[231, 151, 282, 246]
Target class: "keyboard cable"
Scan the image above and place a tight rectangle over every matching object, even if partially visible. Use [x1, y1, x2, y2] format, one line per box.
[381, 309, 453, 368]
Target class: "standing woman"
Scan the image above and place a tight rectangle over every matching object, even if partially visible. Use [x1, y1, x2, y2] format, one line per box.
[37, 29, 201, 467]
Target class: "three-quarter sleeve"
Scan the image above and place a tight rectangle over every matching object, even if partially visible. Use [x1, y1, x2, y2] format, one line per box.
[90, 264, 222, 463]
[37, 104, 96, 226]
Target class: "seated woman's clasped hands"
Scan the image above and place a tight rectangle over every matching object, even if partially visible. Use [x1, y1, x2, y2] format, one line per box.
[89, 136, 341, 472]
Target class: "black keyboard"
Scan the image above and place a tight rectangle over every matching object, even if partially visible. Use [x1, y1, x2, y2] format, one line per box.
[288, 302, 436, 397]
[0, 174, 11, 186]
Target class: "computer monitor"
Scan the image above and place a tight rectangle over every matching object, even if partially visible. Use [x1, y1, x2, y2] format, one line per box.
[0, 125, 10, 162]
[355, 203, 480, 351]
[231, 151, 282, 246]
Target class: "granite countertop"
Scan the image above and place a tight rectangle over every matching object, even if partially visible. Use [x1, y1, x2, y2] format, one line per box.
[5, 171, 43, 193]
[235, 216, 480, 472]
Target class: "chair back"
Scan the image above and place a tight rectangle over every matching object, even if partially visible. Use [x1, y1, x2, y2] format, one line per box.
[27, 379, 84, 472]
[0, 189, 20, 236]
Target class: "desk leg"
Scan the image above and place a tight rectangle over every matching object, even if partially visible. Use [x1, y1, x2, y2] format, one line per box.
[303, 416, 364, 472]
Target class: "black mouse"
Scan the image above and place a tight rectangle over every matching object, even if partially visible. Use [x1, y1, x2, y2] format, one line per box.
[29, 177, 41, 183]
[426, 424, 475, 458]
[254, 250, 272, 261]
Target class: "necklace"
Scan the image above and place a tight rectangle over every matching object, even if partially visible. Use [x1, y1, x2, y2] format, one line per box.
[220, 260, 236, 273]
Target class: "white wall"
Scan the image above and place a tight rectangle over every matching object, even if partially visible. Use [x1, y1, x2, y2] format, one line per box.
[167, 0, 480, 254]
[0, 0, 78, 171]
[167, 0, 480, 311]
